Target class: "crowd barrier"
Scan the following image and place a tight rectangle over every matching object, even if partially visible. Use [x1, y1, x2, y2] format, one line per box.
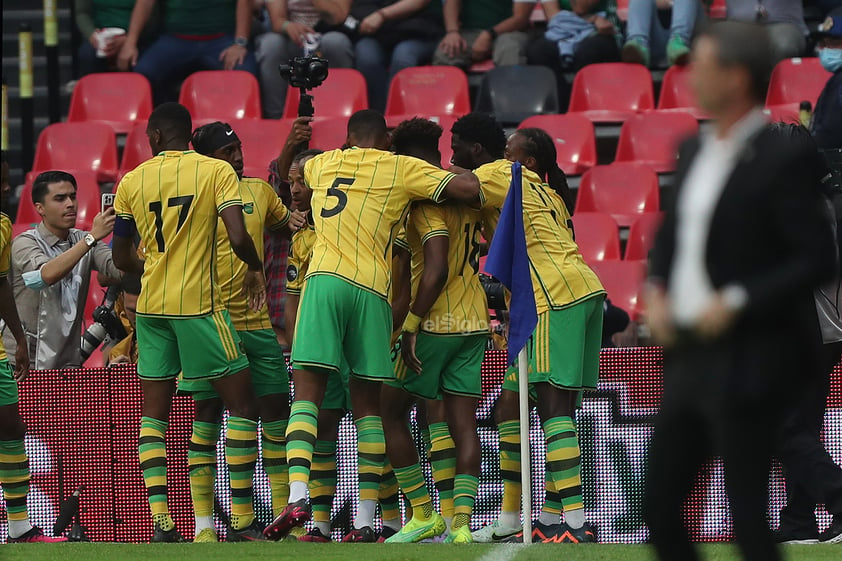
[1, 348, 839, 543]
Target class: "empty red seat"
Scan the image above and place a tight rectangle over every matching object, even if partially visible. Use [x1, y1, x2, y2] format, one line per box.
[519, 114, 596, 175]
[765, 58, 831, 113]
[310, 117, 349, 151]
[615, 112, 698, 173]
[233, 119, 292, 172]
[576, 163, 660, 227]
[16, 170, 101, 231]
[589, 260, 647, 320]
[121, 121, 153, 174]
[708, 0, 727, 18]
[284, 68, 368, 119]
[179, 71, 262, 121]
[657, 65, 711, 120]
[32, 122, 119, 183]
[570, 212, 620, 261]
[68, 73, 153, 134]
[568, 63, 654, 123]
[386, 66, 471, 123]
[625, 212, 664, 261]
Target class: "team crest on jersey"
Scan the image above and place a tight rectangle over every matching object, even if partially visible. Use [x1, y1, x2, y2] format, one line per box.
[287, 264, 298, 282]
[243, 202, 254, 214]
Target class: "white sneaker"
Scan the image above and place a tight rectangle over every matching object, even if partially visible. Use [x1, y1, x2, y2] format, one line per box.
[470, 519, 522, 543]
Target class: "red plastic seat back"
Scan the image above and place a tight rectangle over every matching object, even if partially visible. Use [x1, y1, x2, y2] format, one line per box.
[179, 71, 262, 121]
[625, 212, 664, 261]
[568, 63, 655, 122]
[121, 121, 154, 173]
[570, 212, 621, 261]
[615, 112, 698, 172]
[233, 119, 293, 172]
[33, 122, 119, 182]
[589, 260, 647, 320]
[766, 58, 831, 109]
[385, 66, 471, 118]
[68, 73, 153, 134]
[576, 163, 660, 227]
[519, 114, 597, 175]
[310, 117, 350, 151]
[284, 68, 368, 119]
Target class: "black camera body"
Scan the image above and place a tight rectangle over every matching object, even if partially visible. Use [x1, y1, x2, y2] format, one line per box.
[80, 285, 128, 361]
[279, 56, 329, 90]
[479, 273, 507, 312]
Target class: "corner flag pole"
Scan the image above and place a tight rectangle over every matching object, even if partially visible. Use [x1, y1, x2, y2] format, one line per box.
[518, 346, 532, 544]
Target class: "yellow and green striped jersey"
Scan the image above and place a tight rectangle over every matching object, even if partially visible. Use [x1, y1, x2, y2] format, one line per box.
[477, 159, 604, 314]
[0, 213, 11, 362]
[114, 150, 243, 317]
[407, 203, 489, 335]
[286, 214, 316, 296]
[217, 176, 291, 331]
[303, 147, 456, 300]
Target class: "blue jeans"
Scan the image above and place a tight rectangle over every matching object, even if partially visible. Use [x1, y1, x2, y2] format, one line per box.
[134, 33, 258, 102]
[354, 37, 437, 113]
[625, 0, 704, 62]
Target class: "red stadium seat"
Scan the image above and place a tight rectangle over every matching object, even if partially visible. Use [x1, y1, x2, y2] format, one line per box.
[67, 73, 153, 134]
[568, 63, 655, 122]
[657, 65, 711, 120]
[576, 163, 660, 227]
[310, 117, 349, 151]
[708, 0, 727, 18]
[589, 260, 647, 320]
[765, 58, 831, 115]
[16, 170, 101, 231]
[616, 0, 629, 20]
[233, 119, 293, 172]
[121, 121, 153, 174]
[385, 66, 471, 124]
[179, 71, 262, 121]
[615, 111, 698, 173]
[625, 212, 664, 261]
[519, 114, 596, 175]
[32, 122, 119, 183]
[12, 223, 34, 238]
[284, 68, 368, 119]
[570, 212, 621, 261]
[762, 105, 800, 124]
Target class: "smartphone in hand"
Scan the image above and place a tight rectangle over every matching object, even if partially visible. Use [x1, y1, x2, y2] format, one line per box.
[101, 193, 116, 214]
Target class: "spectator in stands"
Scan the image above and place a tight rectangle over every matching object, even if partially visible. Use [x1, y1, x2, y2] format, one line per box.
[3, 171, 119, 370]
[621, 0, 705, 68]
[727, 0, 809, 62]
[75, 0, 158, 76]
[117, 0, 258, 102]
[107, 273, 141, 365]
[433, 0, 533, 69]
[812, 12, 842, 151]
[255, 0, 353, 118]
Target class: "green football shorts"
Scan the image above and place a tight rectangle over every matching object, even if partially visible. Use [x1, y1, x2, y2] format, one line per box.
[291, 274, 393, 382]
[0, 359, 19, 407]
[389, 332, 487, 400]
[136, 310, 249, 381]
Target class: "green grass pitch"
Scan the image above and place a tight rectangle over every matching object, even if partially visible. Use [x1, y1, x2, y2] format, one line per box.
[2, 543, 839, 561]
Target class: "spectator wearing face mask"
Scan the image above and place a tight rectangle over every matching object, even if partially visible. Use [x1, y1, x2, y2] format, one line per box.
[812, 11, 842, 151]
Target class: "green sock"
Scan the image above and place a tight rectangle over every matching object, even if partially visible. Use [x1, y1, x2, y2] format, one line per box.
[188, 421, 220, 519]
[393, 463, 433, 519]
[428, 422, 456, 520]
[262, 419, 289, 516]
[354, 416, 386, 503]
[452, 474, 478, 530]
[498, 420, 521, 515]
[226, 416, 258, 529]
[543, 417, 583, 512]
[379, 461, 401, 527]
[0, 439, 30, 525]
[286, 400, 319, 501]
[139, 417, 170, 522]
[309, 439, 337, 525]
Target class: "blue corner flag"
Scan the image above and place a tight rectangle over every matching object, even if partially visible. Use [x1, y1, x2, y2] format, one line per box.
[484, 161, 538, 366]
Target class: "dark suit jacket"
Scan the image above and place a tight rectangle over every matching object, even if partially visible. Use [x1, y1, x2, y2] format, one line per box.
[650, 123, 836, 396]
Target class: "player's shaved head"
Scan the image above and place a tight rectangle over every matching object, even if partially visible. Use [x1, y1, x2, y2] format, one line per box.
[346, 109, 390, 151]
[450, 113, 506, 169]
[147, 102, 193, 154]
[391, 118, 442, 167]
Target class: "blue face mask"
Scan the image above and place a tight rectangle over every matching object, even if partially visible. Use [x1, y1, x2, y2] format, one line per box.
[819, 48, 842, 73]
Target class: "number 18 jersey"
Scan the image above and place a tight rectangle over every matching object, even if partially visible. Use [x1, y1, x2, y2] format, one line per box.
[114, 150, 244, 318]
[303, 147, 456, 300]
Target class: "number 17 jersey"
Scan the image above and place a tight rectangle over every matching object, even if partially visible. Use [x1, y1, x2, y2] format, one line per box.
[114, 150, 244, 317]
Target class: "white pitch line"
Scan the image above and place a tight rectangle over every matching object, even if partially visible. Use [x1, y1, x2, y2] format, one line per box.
[477, 543, 530, 561]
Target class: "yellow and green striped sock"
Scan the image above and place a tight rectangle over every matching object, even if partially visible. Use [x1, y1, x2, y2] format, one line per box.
[139, 417, 171, 524]
[498, 420, 521, 514]
[379, 460, 401, 527]
[428, 422, 456, 520]
[354, 416, 385, 503]
[544, 417, 583, 512]
[188, 421, 220, 519]
[0, 439, 30, 523]
[285, 400, 319, 500]
[310, 439, 337, 525]
[451, 474, 479, 530]
[393, 463, 433, 519]
[226, 416, 258, 530]
[262, 419, 289, 516]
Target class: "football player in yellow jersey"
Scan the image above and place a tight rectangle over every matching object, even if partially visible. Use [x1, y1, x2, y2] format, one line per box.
[380, 118, 486, 544]
[0, 161, 66, 543]
[266, 110, 482, 540]
[452, 116, 605, 544]
[112, 103, 267, 542]
[172, 121, 306, 542]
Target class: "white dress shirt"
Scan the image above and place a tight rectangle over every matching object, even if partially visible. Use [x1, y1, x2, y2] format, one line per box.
[669, 109, 768, 327]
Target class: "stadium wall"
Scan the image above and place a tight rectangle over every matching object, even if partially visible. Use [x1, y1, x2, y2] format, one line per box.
[1, 349, 839, 543]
